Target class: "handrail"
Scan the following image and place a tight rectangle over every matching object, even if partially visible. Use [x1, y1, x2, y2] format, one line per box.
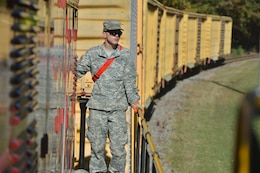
[134, 109, 164, 173]
[233, 88, 260, 173]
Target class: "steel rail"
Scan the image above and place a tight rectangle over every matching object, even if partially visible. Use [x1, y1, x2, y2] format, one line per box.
[224, 53, 259, 64]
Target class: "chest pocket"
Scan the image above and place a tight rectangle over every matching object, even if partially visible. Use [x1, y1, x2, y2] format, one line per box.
[92, 45, 123, 82]
[110, 58, 125, 80]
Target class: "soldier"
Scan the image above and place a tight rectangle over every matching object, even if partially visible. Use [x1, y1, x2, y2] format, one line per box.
[76, 20, 142, 173]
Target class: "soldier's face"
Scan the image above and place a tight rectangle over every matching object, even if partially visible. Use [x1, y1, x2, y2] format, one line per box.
[105, 30, 122, 45]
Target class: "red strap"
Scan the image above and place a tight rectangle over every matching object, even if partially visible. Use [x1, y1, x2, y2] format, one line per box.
[92, 45, 122, 82]
[92, 58, 116, 82]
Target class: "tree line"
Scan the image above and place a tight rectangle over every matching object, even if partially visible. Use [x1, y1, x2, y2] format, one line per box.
[159, 0, 260, 52]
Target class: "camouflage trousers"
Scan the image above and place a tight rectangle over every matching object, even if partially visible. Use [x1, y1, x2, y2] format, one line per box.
[87, 109, 128, 173]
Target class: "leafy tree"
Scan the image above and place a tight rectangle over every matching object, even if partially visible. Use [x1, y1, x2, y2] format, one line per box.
[158, 0, 190, 10]
[216, 0, 260, 51]
[158, 0, 260, 52]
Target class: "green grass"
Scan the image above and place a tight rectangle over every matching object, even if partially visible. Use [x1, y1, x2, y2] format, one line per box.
[231, 46, 245, 58]
[168, 59, 259, 173]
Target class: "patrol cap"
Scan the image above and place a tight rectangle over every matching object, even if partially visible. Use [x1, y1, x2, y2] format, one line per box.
[103, 20, 124, 31]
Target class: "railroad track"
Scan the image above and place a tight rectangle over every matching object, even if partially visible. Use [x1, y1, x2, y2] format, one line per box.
[224, 53, 259, 64]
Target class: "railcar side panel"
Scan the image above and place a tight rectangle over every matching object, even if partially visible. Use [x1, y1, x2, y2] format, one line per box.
[174, 15, 181, 73]
[210, 17, 221, 59]
[178, 13, 188, 70]
[200, 17, 211, 61]
[157, 8, 165, 90]
[223, 19, 232, 56]
[163, 12, 176, 81]
[143, 3, 159, 104]
[136, 0, 144, 105]
[77, 2, 132, 56]
[187, 16, 198, 67]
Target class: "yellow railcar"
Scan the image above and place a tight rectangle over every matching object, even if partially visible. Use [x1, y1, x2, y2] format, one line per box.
[202, 15, 232, 66]
[162, 11, 176, 83]
[139, 0, 232, 108]
[0, 0, 233, 173]
[222, 17, 232, 56]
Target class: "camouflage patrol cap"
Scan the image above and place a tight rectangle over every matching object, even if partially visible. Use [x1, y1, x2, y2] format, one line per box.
[103, 20, 124, 31]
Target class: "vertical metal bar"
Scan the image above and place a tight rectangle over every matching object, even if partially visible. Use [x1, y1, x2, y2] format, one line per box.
[61, 6, 68, 173]
[258, 34, 260, 87]
[141, 136, 146, 173]
[136, 124, 141, 173]
[152, 162, 156, 173]
[196, 19, 201, 62]
[130, 2, 138, 171]
[78, 97, 89, 169]
[145, 151, 150, 172]
[40, 0, 51, 160]
[233, 89, 260, 173]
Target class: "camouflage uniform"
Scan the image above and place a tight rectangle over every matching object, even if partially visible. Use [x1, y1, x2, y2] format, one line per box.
[76, 44, 140, 173]
[77, 44, 140, 111]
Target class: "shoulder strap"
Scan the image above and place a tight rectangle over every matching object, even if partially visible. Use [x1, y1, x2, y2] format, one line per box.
[92, 58, 115, 82]
[92, 45, 122, 82]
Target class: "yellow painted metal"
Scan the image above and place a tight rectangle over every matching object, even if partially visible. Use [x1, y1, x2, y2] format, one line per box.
[237, 143, 250, 173]
[77, 1, 132, 56]
[234, 96, 251, 173]
[178, 13, 188, 68]
[143, 2, 159, 103]
[135, 1, 144, 172]
[223, 19, 232, 56]
[200, 16, 211, 60]
[0, 11, 12, 61]
[163, 12, 176, 79]
[158, 9, 166, 86]
[187, 16, 198, 65]
[140, 0, 232, 106]
[210, 17, 221, 58]
[136, 0, 144, 106]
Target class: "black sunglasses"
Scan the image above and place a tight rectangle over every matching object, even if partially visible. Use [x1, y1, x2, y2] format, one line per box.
[107, 30, 122, 37]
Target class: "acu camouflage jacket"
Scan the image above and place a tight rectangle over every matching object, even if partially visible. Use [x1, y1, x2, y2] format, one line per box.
[76, 44, 140, 111]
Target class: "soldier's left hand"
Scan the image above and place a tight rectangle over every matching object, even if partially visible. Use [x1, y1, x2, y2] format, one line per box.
[132, 102, 142, 113]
